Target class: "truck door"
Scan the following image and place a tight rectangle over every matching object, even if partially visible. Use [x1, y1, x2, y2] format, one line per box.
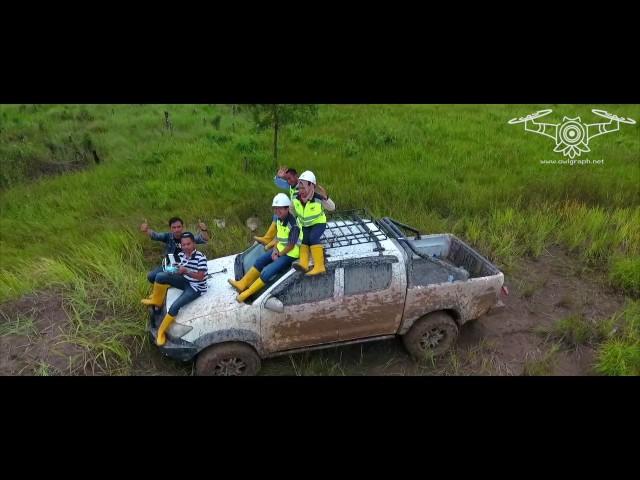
[337, 256, 406, 341]
[259, 268, 341, 354]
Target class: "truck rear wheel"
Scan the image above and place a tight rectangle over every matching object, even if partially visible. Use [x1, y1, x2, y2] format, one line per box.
[196, 342, 261, 376]
[402, 311, 459, 361]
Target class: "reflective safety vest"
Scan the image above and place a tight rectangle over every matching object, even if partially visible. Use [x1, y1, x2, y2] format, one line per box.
[276, 216, 303, 259]
[289, 185, 298, 202]
[292, 197, 327, 227]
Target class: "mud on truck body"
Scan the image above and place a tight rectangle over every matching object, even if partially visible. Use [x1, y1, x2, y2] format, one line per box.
[147, 210, 506, 375]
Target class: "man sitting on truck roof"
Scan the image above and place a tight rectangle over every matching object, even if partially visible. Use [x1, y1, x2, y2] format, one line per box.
[291, 170, 335, 276]
[230, 193, 302, 303]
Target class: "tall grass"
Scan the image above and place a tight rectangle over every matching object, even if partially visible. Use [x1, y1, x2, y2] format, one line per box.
[2, 104, 637, 267]
[0, 311, 38, 338]
[609, 256, 640, 296]
[595, 301, 639, 376]
[537, 313, 605, 348]
[56, 231, 149, 374]
[521, 343, 562, 376]
[536, 301, 639, 375]
[0, 229, 150, 374]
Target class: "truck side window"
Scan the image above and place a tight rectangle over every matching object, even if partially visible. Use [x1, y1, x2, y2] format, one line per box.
[276, 271, 335, 306]
[344, 262, 392, 296]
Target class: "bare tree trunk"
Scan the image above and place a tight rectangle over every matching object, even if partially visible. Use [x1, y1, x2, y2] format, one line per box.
[164, 111, 173, 134]
[232, 104, 237, 132]
[273, 106, 279, 170]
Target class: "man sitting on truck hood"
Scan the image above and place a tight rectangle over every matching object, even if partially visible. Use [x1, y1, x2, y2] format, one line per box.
[254, 166, 300, 250]
[140, 216, 209, 285]
[230, 193, 302, 303]
[141, 232, 209, 346]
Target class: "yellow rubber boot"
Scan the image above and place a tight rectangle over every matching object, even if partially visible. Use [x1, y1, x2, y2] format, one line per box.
[264, 238, 278, 251]
[254, 221, 276, 245]
[236, 277, 266, 303]
[306, 245, 326, 276]
[144, 288, 158, 300]
[292, 244, 310, 272]
[156, 313, 176, 346]
[228, 267, 260, 293]
[141, 283, 171, 307]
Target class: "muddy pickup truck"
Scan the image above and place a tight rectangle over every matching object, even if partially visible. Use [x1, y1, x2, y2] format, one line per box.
[148, 210, 506, 375]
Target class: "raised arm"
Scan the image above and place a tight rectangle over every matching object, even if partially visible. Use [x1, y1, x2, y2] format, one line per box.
[196, 219, 210, 242]
[315, 185, 336, 212]
[274, 166, 290, 189]
[321, 197, 336, 212]
[140, 219, 167, 241]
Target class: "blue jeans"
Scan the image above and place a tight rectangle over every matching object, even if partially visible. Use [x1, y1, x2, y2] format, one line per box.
[147, 265, 165, 283]
[302, 224, 326, 246]
[253, 251, 295, 282]
[155, 272, 202, 317]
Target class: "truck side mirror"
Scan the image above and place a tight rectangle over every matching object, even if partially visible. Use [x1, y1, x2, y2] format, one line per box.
[264, 296, 284, 313]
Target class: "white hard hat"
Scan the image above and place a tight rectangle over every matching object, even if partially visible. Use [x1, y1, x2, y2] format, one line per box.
[298, 170, 316, 185]
[272, 193, 291, 207]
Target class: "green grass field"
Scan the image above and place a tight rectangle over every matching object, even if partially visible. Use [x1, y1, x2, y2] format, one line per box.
[1, 104, 638, 374]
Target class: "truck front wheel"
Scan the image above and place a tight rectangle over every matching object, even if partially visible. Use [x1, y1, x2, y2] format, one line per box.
[402, 312, 459, 361]
[196, 342, 261, 376]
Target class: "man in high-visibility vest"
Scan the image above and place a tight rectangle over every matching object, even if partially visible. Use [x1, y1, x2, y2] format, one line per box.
[230, 193, 303, 303]
[254, 166, 300, 249]
[291, 170, 335, 276]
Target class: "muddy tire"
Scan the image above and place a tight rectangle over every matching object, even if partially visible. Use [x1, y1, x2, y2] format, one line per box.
[402, 311, 459, 361]
[195, 342, 261, 376]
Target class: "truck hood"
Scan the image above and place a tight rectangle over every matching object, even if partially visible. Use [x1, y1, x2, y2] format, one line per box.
[165, 254, 246, 323]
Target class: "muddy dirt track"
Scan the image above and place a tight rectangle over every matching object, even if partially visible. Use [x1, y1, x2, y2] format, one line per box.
[0, 246, 628, 376]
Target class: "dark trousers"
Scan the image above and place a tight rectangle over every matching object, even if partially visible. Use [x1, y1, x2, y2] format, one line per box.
[147, 265, 165, 283]
[302, 224, 326, 246]
[254, 251, 295, 282]
[155, 272, 202, 317]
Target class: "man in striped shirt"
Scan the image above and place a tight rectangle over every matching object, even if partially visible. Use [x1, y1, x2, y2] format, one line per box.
[141, 232, 208, 346]
[140, 216, 209, 284]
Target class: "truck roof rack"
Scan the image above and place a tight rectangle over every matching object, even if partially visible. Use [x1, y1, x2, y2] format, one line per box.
[323, 209, 387, 252]
[376, 217, 422, 240]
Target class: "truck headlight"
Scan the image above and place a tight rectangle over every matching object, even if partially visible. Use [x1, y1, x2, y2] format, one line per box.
[168, 322, 193, 339]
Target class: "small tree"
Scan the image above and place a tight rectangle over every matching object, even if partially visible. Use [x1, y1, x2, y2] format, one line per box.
[228, 104, 241, 132]
[248, 104, 318, 168]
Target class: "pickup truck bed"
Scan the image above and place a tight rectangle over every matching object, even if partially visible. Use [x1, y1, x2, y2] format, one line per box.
[375, 217, 504, 332]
